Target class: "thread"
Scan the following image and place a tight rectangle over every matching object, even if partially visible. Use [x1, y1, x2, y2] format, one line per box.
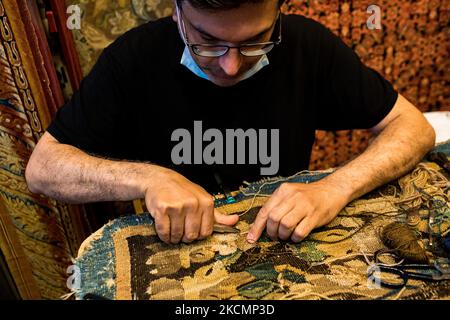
[238, 170, 315, 216]
[380, 222, 429, 263]
[392, 286, 407, 300]
[395, 164, 449, 208]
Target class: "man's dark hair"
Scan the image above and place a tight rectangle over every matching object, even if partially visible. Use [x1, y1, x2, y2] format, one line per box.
[176, 0, 285, 11]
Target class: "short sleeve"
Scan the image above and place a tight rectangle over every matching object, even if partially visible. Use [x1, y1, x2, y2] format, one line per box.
[315, 25, 398, 131]
[47, 47, 126, 155]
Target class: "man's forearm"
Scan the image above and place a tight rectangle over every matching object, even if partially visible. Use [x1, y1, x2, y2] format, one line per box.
[318, 113, 436, 206]
[26, 137, 167, 204]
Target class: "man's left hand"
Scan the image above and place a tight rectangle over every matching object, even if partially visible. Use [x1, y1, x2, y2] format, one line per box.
[246, 181, 349, 243]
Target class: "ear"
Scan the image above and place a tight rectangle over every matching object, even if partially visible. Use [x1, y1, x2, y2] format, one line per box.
[172, 0, 178, 22]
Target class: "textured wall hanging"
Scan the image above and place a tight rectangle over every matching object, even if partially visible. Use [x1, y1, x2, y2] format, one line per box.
[0, 0, 89, 299]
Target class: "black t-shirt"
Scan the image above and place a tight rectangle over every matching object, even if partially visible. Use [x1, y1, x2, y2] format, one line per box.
[47, 14, 398, 194]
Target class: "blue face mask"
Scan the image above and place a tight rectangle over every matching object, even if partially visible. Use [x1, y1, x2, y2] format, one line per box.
[180, 46, 269, 82]
[175, 4, 270, 83]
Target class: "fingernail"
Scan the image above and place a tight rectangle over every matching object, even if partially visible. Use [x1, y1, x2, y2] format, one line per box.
[247, 234, 255, 243]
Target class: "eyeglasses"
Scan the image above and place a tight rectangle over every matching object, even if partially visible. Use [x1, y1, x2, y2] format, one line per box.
[175, 5, 282, 58]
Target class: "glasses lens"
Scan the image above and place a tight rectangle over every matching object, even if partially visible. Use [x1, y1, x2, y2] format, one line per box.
[192, 45, 228, 57]
[241, 43, 275, 57]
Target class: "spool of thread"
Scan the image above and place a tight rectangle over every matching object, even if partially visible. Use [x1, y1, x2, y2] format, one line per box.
[381, 222, 429, 263]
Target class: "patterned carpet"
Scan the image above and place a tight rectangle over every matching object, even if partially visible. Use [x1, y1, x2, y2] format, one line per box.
[73, 142, 450, 300]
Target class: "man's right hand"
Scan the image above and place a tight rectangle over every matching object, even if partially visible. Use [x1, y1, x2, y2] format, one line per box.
[25, 132, 238, 245]
[144, 169, 239, 244]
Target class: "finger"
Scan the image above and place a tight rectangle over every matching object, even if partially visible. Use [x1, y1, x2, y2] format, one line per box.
[199, 201, 214, 240]
[266, 200, 296, 241]
[277, 207, 304, 241]
[257, 186, 287, 217]
[182, 202, 201, 243]
[291, 217, 315, 243]
[214, 209, 239, 226]
[154, 211, 171, 244]
[247, 192, 284, 243]
[167, 206, 185, 244]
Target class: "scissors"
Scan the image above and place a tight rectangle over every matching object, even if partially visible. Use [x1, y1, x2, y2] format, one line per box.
[368, 260, 450, 289]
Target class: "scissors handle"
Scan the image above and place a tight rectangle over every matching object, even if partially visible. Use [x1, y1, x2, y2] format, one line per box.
[369, 263, 450, 289]
[368, 265, 408, 289]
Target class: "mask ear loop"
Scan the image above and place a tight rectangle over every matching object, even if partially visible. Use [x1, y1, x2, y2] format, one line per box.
[175, 4, 188, 45]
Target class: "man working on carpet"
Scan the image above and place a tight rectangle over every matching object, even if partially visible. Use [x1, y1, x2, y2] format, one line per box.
[25, 0, 435, 245]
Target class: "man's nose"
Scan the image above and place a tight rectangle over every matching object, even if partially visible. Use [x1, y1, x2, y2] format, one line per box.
[218, 48, 242, 77]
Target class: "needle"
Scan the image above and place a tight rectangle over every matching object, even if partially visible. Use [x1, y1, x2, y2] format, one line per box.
[213, 223, 240, 234]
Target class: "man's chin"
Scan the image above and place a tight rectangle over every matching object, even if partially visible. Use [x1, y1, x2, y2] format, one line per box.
[209, 75, 241, 87]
